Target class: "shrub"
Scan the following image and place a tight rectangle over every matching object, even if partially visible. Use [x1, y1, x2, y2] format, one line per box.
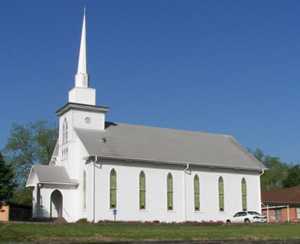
[76, 218, 89, 224]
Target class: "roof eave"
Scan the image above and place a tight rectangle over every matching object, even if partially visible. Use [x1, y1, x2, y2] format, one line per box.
[39, 181, 78, 186]
[89, 154, 264, 173]
[56, 102, 109, 116]
[262, 200, 300, 205]
[25, 167, 34, 187]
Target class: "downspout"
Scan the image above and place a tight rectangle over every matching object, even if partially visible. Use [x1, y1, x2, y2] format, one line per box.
[93, 158, 96, 223]
[259, 169, 265, 214]
[183, 163, 190, 222]
[92, 156, 102, 223]
[86, 155, 97, 223]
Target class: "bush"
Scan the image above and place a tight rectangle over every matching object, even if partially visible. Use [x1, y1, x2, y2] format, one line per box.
[53, 217, 67, 224]
[76, 218, 89, 224]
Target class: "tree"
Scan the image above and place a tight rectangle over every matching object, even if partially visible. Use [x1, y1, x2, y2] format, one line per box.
[0, 152, 15, 200]
[252, 148, 264, 162]
[252, 149, 289, 191]
[283, 165, 300, 188]
[34, 121, 58, 165]
[10, 188, 33, 206]
[3, 121, 57, 186]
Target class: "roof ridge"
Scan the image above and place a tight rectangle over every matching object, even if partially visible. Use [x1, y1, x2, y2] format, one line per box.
[106, 121, 231, 138]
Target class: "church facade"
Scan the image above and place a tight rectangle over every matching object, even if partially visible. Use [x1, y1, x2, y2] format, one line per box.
[26, 12, 266, 223]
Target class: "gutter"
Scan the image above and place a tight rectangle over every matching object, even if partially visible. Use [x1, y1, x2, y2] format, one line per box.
[26, 181, 78, 187]
[262, 205, 291, 210]
[97, 155, 264, 173]
[38, 181, 78, 186]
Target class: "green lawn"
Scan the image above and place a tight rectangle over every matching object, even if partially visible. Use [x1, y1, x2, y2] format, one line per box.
[1, 222, 300, 243]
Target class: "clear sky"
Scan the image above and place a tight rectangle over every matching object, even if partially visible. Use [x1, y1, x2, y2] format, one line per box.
[0, 1, 299, 163]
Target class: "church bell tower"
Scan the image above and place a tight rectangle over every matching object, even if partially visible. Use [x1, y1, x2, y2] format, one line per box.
[68, 9, 96, 106]
[56, 9, 108, 137]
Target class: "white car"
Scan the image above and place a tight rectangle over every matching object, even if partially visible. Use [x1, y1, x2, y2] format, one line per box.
[226, 211, 267, 224]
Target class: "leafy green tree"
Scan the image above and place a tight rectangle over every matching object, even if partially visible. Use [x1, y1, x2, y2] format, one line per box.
[10, 188, 32, 206]
[283, 165, 300, 188]
[252, 148, 289, 191]
[33, 121, 58, 165]
[0, 152, 15, 200]
[4, 121, 57, 186]
[252, 148, 264, 162]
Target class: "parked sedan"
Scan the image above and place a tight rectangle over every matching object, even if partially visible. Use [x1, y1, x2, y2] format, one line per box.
[226, 211, 267, 224]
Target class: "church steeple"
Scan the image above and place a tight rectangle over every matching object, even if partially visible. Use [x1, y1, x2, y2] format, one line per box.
[68, 9, 96, 106]
[75, 8, 88, 88]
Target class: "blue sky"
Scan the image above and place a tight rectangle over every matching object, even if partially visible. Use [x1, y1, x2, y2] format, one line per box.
[0, 1, 300, 162]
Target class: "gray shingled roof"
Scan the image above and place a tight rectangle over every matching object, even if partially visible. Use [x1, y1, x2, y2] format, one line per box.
[27, 165, 78, 186]
[75, 122, 265, 171]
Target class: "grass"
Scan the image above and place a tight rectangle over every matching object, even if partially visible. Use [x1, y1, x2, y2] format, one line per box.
[1, 222, 300, 243]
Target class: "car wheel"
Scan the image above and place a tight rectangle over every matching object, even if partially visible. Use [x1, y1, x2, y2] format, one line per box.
[226, 220, 231, 224]
[244, 219, 250, 224]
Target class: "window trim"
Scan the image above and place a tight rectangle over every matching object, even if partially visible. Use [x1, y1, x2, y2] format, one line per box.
[194, 175, 200, 211]
[167, 173, 173, 211]
[218, 176, 224, 211]
[110, 169, 117, 209]
[139, 171, 146, 210]
[62, 118, 68, 145]
[241, 178, 247, 211]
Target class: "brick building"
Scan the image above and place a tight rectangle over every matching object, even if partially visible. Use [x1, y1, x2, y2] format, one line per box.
[0, 201, 32, 222]
[261, 186, 300, 223]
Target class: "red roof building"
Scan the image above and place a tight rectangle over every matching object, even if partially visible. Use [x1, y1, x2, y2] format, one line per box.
[261, 186, 300, 223]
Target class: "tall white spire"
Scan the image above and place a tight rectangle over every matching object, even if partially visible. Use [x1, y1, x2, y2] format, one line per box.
[75, 8, 88, 88]
[69, 8, 96, 106]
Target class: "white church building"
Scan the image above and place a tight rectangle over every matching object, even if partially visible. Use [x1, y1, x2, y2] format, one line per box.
[26, 12, 266, 223]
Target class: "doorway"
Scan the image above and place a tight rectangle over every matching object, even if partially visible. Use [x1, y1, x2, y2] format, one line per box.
[50, 190, 63, 218]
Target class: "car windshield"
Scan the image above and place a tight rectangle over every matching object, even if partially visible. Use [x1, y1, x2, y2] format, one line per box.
[234, 212, 246, 217]
[248, 211, 260, 215]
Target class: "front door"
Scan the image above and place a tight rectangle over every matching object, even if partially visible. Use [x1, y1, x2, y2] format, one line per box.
[50, 190, 63, 218]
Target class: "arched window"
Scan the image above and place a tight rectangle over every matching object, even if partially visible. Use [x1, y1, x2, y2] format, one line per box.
[62, 118, 68, 144]
[110, 169, 117, 208]
[83, 170, 86, 210]
[167, 173, 173, 210]
[139, 171, 146, 209]
[241, 178, 247, 211]
[218, 176, 224, 211]
[194, 175, 200, 211]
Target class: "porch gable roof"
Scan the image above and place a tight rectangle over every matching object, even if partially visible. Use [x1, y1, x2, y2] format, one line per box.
[26, 165, 78, 187]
